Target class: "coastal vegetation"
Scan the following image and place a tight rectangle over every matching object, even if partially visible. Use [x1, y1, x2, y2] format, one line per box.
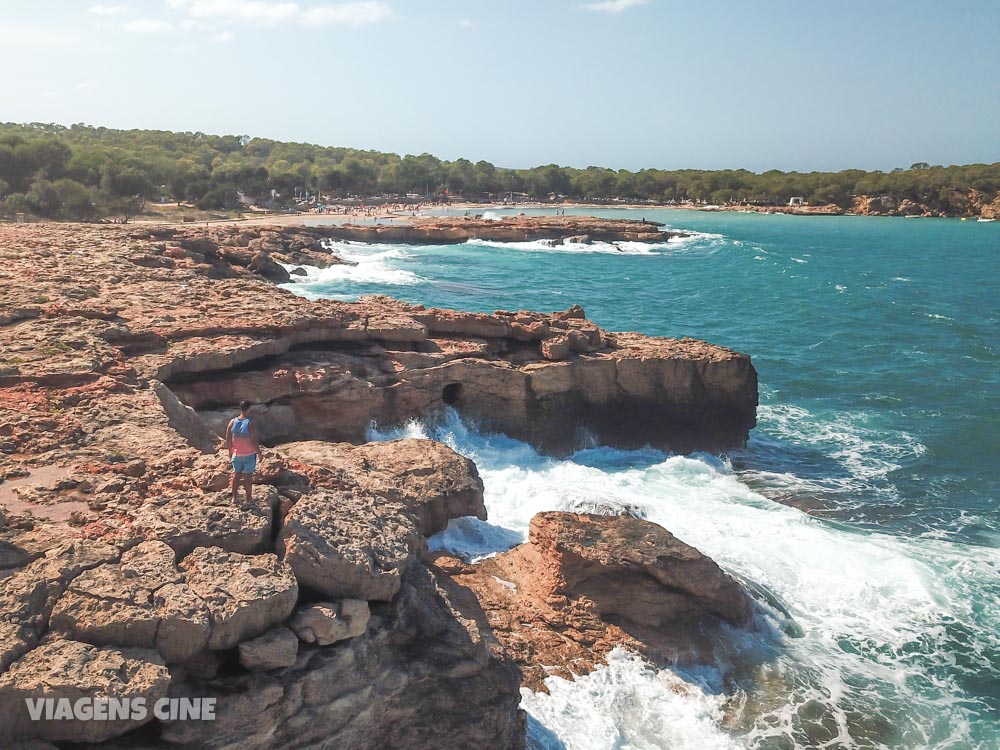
[1, 122, 998, 219]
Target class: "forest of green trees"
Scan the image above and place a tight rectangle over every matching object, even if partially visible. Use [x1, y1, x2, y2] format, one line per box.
[1, 122, 998, 220]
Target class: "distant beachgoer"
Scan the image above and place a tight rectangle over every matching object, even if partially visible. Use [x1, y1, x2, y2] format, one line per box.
[225, 400, 259, 502]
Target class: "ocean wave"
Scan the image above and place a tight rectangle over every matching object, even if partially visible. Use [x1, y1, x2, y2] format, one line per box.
[465, 230, 727, 256]
[367, 409, 995, 749]
[754, 402, 927, 484]
[279, 242, 424, 298]
[523, 648, 739, 750]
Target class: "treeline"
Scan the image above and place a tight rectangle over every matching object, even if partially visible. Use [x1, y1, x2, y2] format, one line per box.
[1, 122, 998, 220]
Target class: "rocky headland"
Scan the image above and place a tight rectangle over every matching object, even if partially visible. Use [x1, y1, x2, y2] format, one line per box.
[297, 214, 689, 245]
[0, 222, 758, 748]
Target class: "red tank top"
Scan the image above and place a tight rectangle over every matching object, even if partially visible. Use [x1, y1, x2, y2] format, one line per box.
[231, 417, 256, 456]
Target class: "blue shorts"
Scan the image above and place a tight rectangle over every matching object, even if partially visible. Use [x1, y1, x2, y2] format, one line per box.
[231, 454, 257, 474]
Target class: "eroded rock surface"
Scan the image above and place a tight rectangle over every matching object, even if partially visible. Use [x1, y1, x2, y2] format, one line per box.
[0, 640, 170, 744]
[312, 214, 688, 244]
[0, 222, 757, 748]
[279, 438, 486, 535]
[441, 511, 754, 689]
[278, 489, 424, 601]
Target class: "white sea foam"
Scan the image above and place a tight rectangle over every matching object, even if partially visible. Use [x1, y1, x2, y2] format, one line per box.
[523, 648, 740, 750]
[467, 238, 661, 255]
[757, 403, 927, 485]
[279, 242, 423, 299]
[367, 410, 995, 749]
[466, 230, 727, 257]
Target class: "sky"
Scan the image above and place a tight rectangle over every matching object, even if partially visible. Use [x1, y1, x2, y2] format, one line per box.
[2, 0, 998, 172]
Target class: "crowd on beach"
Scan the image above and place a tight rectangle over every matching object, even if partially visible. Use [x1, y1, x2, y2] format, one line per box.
[310, 203, 424, 219]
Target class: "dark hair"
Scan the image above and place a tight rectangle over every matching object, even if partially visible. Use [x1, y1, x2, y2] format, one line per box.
[239, 400, 252, 413]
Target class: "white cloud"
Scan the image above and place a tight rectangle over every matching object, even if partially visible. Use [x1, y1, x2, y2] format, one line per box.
[87, 4, 128, 15]
[299, 2, 392, 27]
[209, 30, 236, 42]
[122, 18, 174, 32]
[169, 0, 298, 24]
[581, 0, 648, 13]
[180, 18, 216, 31]
[167, 0, 392, 28]
[459, 18, 473, 29]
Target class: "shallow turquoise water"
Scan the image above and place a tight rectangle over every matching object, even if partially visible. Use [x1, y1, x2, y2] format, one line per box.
[284, 209, 999, 749]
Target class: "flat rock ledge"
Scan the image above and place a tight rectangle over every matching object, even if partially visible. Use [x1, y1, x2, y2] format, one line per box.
[312, 214, 690, 245]
[0, 222, 758, 748]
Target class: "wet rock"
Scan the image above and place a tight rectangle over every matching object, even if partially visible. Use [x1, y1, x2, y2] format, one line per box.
[248, 252, 290, 283]
[531, 511, 752, 625]
[445, 511, 753, 689]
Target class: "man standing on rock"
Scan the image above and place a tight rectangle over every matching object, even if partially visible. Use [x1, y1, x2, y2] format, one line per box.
[226, 400, 259, 502]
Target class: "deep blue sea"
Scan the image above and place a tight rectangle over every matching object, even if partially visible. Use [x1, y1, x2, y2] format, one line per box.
[284, 208, 999, 750]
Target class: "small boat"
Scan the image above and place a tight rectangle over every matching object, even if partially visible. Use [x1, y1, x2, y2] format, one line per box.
[977, 217, 995, 222]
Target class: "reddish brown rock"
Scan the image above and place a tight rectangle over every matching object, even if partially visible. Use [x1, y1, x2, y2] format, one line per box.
[308, 214, 688, 245]
[0, 222, 757, 749]
[277, 438, 486, 535]
[277, 489, 424, 601]
[445, 511, 753, 690]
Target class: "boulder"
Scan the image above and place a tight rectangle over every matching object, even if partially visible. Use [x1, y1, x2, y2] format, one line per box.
[289, 599, 370, 646]
[278, 439, 486, 535]
[442, 511, 753, 689]
[179, 547, 298, 650]
[531, 512, 752, 625]
[248, 252, 291, 283]
[278, 490, 424, 601]
[540, 334, 571, 361]
[238, 627, 299, 670]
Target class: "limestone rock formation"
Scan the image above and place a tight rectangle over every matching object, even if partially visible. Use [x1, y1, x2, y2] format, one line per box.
[179, 547, 298, 650]
[278, 489, 424, 601]
[0, 223, 759, 748]
[238, 626, 299, 670]
[289, 599, 370, 645]
[441, 511, 754, 689]
[278, 439, 486, 535]
[296, 214, 689, 245]
[0, 640, 170, 744]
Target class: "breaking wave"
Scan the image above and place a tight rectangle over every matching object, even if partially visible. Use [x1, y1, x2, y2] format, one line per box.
[279, 242, 424, 299]
[368, 409, 999, 750]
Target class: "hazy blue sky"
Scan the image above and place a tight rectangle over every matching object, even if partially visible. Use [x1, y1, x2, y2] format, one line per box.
[3, 1, 998, 171]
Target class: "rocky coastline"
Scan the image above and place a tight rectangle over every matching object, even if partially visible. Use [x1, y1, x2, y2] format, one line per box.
[0, 223, 758, 748]
[691, 190, 1000, 219]
[291, 214, 689, 246]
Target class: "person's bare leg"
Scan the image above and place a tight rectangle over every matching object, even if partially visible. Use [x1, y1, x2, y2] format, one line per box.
[231, 471, 241, 501]
[242, 472, 253, 502]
